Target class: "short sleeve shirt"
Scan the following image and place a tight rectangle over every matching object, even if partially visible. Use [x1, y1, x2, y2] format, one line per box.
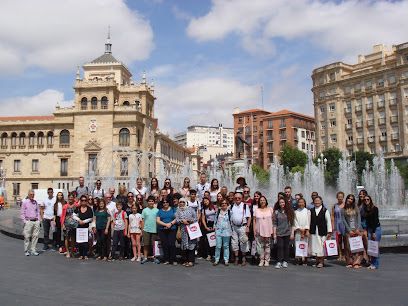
[142, 207, 159, 233]
[113, 211, 128, 231]
[41, 197, 55, 219]
[231, 202, 251, 226]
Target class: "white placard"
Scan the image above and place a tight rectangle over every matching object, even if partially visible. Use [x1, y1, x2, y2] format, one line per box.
[186, 222, 202, 240]
[349, 236, 364, 253]
[324, 239, 338, 256]
[76, 228, 88, 243]
[367, 240, 379, 257]
[154, 240, 162, 256]
[207, 232, 216, 247]
[295, 241, 309, 257]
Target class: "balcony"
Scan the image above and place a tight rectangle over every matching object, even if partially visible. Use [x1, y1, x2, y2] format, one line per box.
[355, 105, 362, 112]
[59, 144, 70, 148]
[379, 136, 387, 142]
[345, 123, 352, 130]
[28, 145, 34, 149]
[391, 133, 400, 140]
[19, 145, 26, 149]
[0, 145, 7, 149]
[378, 118, 386, 125]
[366, 103, 373, 110]
[365, 86, 373, 91]
[11, 145, 16, 149]
[367, 119, 374, 127]
[390, 116, 398, 123]
[356, 121, 363, 128]
[357, 138, 364, 144]
[47, 144, 53, 149]
[344, 107, 352, 114]
[377, 101, 385, 108]
[37, 144, 44, 149]
[389, 98, 398, 106]
[346, 140, 353, 146]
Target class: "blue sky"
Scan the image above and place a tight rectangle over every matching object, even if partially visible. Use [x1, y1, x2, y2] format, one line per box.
[0, 0, 407, 135]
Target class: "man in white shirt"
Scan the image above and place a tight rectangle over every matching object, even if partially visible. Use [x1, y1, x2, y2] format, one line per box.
[230, 192, 251, 266]
[40, 188, 55, 251]
[92, 179, 105, 198]
[195, 173, 210, 202]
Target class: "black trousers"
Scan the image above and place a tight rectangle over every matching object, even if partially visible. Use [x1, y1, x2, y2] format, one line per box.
[53, 216, 62, 247]
[277, 235, 290, 262]
[158, 229, 177, 263]
[96, 229, 108, 258]
[112, 230, 125, 258]
[78, 242, 89, 257]
[43, 219, 52, 246]
[181, 249, 195, 263]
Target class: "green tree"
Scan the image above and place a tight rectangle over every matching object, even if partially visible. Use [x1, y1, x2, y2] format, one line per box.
[252, 164, 270, 185]
[315, 148, 342, 187]
[279, 144, 308, 173]
[394, 159, 408, 188]
[350, 151, 373, 182]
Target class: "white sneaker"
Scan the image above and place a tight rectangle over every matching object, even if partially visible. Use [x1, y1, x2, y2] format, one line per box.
[25, 251, 30, 256]
[258, 260, 264, 267]
[282, 261, 288, 268]
[264, 261, 270, 267]
[31, 251, 39, 256]
[275, 262, 282, 269]
[131, 257, 136, 262]
[206, 255, 212, 261]
[136, 257, 141, 262]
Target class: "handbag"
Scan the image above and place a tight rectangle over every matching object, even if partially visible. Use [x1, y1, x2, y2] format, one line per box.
[176, 225, 182, 242]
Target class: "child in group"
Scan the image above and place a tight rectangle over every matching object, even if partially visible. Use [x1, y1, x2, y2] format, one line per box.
[110, 202, 128, 261]
[273, 198, 294, 269]
[187, 189, 201, 220]
[141, 196, 159, 264]
[128, 205, 143, 262]
[293, 198, 310, 265]
[309, 196, 332, 268]
[213, 199, 232, 266]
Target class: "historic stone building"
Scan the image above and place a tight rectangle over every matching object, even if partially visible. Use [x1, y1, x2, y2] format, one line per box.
[0, 37, 193, 201]
[312, 43, 408, 158]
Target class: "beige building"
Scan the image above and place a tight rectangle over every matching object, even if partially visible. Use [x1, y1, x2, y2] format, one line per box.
[0, 37, 192, 201]
[312, 43, 408, 158]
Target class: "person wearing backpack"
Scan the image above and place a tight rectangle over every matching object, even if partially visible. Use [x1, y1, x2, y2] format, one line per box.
[110, 201, 128, 260]
[230, 192, 251, 266]
[213, 199, 232, 266]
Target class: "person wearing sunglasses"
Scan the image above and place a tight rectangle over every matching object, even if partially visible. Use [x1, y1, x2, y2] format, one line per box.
[74, 195, 94, 260]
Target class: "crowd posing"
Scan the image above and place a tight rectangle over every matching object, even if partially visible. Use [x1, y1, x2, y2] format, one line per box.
[20, 174, 382, 270]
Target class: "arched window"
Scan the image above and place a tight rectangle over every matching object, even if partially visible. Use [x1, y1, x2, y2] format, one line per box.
[19, 132, 26, 146]
[81, 97, 88, 110]
[47, 132, 53, 145]
[11, 132, 17, 147]
[37, 132, 44, 145]
[29, 132, 35, 146]
[91, 97, 98, 110]
[123, 101, 130, 106]
[136, 100, 141, 111]
[1, 133, 7, 147]
[60, 130, 70, 146]
[101, 96, 108, 109]
[119, 128, 130, 147]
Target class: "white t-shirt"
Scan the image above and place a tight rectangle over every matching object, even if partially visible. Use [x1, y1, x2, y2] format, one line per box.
[231, 202, 251, 226]
[41, 197, 55, 220]
[107, 201, 117, 218]
[113, 211, 128, 231]
[187, 200, 201, 212]
[209, 189, 219, 203]
[129, 213, 143, 234]
[132, 187, 147, 197]
[195, 182, 210, 201]
[56, 202, 63, 217]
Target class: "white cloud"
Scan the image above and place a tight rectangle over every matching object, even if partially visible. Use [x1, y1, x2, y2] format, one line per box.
[149, 64, 175, 79]
[155, 78, 260, 135]
[0, 0, 154, 75]
[187, 0, 408, 59]
[0, 89, 72, 116]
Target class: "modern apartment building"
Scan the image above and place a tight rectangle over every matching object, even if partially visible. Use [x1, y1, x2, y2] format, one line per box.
[233, 109, 316, 169]
[174, 124, 234, 152]
[312, 43, 408, 158]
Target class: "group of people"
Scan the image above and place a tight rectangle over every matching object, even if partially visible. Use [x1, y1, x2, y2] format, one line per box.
[20, 174, 382, 270]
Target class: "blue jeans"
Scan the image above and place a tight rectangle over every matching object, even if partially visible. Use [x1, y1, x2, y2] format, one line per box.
[368, 227, 382, 268]
[215, 236, 230, 263]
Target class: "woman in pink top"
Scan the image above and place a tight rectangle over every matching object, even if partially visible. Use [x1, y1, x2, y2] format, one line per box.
[253, 196, 274, 267]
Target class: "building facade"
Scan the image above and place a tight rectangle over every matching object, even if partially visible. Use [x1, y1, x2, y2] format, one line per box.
[233, 108, 316, 169]
[174, 124, 234, 152]
[0, 38, 192, 201]
[312, 43, 408, 158]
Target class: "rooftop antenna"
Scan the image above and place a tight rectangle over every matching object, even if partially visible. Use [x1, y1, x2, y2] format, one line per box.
[105, 25, 112, 54]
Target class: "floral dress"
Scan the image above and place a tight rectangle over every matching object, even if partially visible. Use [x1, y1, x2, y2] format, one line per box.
[175, 207, 197, 250]
[64, 205, 78, 236]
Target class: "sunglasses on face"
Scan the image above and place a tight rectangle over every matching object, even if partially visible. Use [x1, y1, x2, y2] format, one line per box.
[127, 196, 133, 198]
[137, 198, 143, 201]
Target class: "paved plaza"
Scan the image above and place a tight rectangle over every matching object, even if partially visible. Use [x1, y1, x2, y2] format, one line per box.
[0, 233, 406, 306]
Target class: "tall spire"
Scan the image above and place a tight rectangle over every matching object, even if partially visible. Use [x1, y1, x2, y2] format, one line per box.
[105, 25, 112, 54]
